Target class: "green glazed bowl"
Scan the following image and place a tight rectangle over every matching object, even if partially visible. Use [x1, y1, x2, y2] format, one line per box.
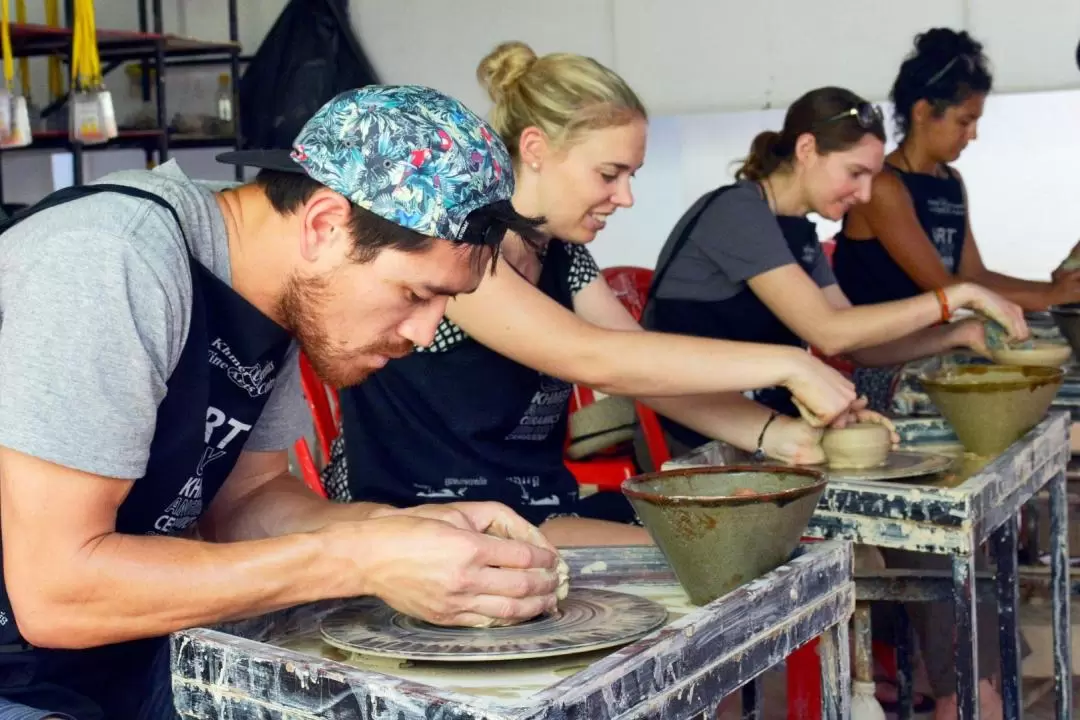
[622, 466, 826, 606]
[919, 364, 1064, 457]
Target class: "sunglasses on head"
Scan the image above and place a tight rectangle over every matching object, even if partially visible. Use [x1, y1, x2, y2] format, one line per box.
[925, 54, 976, 87]
[816, 102, 884, 131]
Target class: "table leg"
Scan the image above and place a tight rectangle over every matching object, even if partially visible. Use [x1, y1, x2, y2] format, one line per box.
[895, 605, 915, 720]
[992, 518, 1022, 719]
[953, 552, 979, 720]
[1049, 471, 1073, 720]
[819, 621, 851, 720]
[741, 679, 762, 720]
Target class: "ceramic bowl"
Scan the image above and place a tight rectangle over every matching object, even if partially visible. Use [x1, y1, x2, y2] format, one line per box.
[919, 364, 1064, 457]
[989, 341, 1072, 368]
[821, 423, 891, 469]
[621, 466, 826, 605]
[1050, 304, 1080, 358]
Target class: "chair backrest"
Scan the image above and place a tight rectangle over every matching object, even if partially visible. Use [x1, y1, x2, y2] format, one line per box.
[297, 352, 341, 463]
[821, 237, 836, 265]
[565, 265, 671, 470]
[601, 266, 654, 322]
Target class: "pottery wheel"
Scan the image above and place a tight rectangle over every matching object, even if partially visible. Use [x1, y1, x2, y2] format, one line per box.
[319, 588, 668, 662]
[822, 450, 953, 483]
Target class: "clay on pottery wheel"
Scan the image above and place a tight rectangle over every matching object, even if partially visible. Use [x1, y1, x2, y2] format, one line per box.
[820, 423, 890, 469]
[989, 341, 1072, 368]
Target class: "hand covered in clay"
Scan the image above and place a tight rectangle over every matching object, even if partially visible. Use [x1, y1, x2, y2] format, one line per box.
[369, 502, 570, 628]
[439, 502, 570, 603]
[944, 283, 1028, 343]
[784, 355, 859, 428]
[825, 404, 901, 448]
[760, 415, 825, 466]
[947, 317, 991, 357]
[334, 509, 562, 629]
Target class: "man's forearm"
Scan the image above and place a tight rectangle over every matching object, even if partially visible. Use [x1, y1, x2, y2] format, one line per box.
[18, 529, 346, 649]
[203, 472, 390, 543]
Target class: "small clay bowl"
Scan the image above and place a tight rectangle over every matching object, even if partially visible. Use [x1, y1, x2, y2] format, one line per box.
[989, 341, 1072, 368]
[820, 423, 890, 470]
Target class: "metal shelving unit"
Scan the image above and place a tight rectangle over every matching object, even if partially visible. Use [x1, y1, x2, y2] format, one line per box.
[0, 0, 246, 204]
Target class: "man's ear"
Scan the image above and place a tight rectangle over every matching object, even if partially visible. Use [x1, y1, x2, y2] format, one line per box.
[298, 190, 353, 263]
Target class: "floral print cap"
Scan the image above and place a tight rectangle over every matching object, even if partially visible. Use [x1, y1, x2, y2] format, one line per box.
[290, 84, 515, 240]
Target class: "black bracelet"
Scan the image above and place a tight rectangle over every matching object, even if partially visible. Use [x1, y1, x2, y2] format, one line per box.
[752, 411, 781, 462]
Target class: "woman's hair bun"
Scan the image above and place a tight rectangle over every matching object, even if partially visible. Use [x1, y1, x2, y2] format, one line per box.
[477, 41, 538, 102]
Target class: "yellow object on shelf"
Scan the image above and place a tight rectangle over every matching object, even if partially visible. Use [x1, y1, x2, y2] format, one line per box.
[45, 0, 61, 101]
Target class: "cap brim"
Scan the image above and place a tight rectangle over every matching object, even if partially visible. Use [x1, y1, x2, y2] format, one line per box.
[215, 149, 305, 174]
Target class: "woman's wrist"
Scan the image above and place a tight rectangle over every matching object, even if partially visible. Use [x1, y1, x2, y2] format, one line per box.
[940, 283, 974, 319]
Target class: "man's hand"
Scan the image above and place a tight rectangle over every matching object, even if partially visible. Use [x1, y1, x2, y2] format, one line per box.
[369, 502, 570, 602]
[320, 512, 562, 628]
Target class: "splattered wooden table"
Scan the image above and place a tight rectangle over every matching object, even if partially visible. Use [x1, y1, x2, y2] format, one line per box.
[665, 410, 1073, 720]
[171, 541, 854, 720]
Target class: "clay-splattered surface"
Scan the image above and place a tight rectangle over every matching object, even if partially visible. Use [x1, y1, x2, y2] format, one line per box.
[172, 542, 854, 720]
[666, 412, 1071, 555]
[279, 583, 695, 705]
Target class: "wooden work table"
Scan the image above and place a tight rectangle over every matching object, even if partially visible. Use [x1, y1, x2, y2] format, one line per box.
[171, 542, 854, 720]
[667, 410, 1073, 720]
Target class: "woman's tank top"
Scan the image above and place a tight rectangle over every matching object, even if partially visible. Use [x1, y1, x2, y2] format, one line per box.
[832, 164, 966, 305]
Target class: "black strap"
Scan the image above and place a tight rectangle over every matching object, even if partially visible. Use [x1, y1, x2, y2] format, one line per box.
[0, 182, 189, 648]
[1, 184, 187, 243]
[645, 185, 733, 303]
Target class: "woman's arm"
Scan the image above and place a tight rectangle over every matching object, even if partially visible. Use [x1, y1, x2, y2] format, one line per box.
[568, 277, 833, 465]
[445, 253, 858, 424]
[818, 285, 987, 367]
[856, 169, 1080, 311]
[745, 263, 1023, 357]
[954, 172, 1080, 310]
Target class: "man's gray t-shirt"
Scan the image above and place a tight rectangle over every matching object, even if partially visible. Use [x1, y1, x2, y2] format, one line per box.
[0, 160, 308, 480]
[652, 180, 835, 302]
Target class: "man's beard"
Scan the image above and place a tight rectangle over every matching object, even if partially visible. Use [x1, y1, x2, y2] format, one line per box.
[277, 273, 413, 389]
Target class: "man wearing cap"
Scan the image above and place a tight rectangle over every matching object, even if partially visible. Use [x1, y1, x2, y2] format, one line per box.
[0, 85, 562, 720]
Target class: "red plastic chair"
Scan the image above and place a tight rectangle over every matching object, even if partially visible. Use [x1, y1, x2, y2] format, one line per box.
[563, 267, 672, 490]
[601, 265, 654, 322]
[293, 352, 340, 498]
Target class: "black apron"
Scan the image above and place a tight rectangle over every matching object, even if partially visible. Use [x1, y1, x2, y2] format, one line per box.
[0, 184, 292, 720]
[643, 185, 824, 449]
[832, 165, 966, 305]
[339, 243, 583, 527]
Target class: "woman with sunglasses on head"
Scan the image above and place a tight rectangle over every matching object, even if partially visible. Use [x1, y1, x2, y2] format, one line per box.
[643, 86, 1026, 456]
[831, 30, 1051, 720]
[644, 85, 1025, 719]
[320, 43, 880, 549]
[835, 28, 1080, 316]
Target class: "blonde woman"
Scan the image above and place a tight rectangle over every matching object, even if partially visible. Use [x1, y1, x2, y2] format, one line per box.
[324, 42, 877, 547]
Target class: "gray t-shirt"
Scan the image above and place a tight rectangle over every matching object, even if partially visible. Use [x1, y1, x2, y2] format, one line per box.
[0, 160, 307, 480]
[652, 180, 835, 302]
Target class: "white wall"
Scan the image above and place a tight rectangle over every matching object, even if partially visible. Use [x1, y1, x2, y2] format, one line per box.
[4, 0, 1079, 286]
[592, 87, 1080, 282]
[346, 0, 1080, 115]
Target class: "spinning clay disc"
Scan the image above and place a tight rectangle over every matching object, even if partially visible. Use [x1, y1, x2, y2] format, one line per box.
[319, 588, 668, 662]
